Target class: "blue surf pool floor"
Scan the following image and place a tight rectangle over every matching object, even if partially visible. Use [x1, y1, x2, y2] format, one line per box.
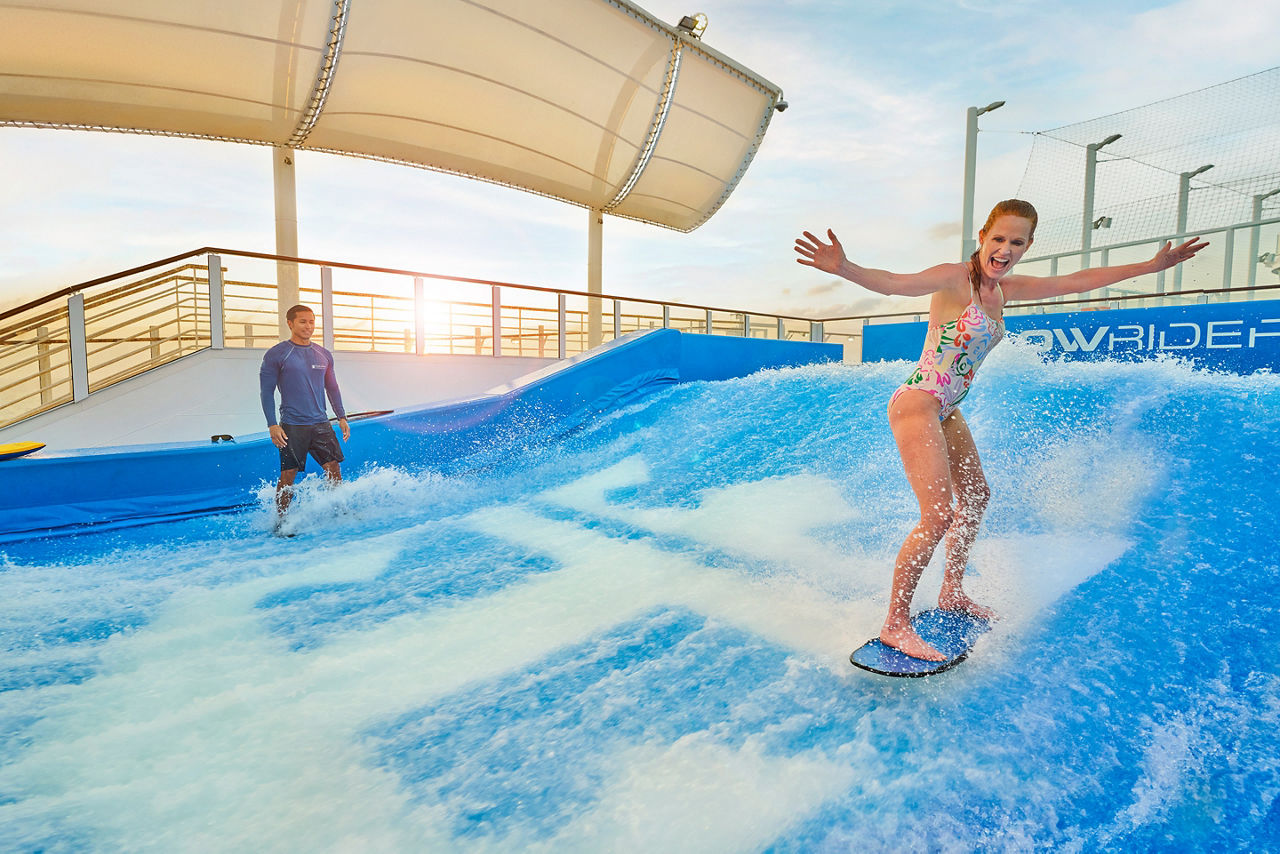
[2, 346, 1279, 851]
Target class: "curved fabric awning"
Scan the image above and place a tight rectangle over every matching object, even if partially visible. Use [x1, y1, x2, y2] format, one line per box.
[0, 0, 783, 231]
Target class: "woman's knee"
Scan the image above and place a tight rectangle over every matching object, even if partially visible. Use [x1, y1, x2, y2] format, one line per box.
[916, 504, 953, 541]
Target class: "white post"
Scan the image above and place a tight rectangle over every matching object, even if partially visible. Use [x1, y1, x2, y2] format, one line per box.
[613, 300, 621, 339]
[588, 208, 603, 348]
[777, 317, 785, 340]
[414, 277, 426, 355]
[704, 309, 712, 334]
[36, 326, 52, 404]
[557, 293, 566, 358]
[68, 292, 88, 402]
[207, 253, 224, 350]
[491, 285, 501, 357]
[961, 100, 1003, 261]
[273, 147, 300, 338]
[662, 305, 671, 329]
[1081, 134, 1121, 271]
[1248, 190, 1280, 292]
[320, 266, 335, 351]
[1174, 164, 1213, 293]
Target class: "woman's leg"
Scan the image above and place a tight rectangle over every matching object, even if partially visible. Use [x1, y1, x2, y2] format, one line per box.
[882, 390, 954, 661]
[937, 411, 996, 619]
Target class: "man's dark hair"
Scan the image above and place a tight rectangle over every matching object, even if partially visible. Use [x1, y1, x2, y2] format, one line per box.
[286, 304, 314, 323]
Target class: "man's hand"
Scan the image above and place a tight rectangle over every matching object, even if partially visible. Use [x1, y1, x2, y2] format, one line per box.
[269, 425, 288, 449]
[338, 417, 350, 441]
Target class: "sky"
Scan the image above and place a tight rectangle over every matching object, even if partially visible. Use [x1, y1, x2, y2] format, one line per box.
[2, 0, 1278, 319]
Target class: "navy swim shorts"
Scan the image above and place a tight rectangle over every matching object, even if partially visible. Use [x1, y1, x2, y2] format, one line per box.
[278, 421, 344, 472]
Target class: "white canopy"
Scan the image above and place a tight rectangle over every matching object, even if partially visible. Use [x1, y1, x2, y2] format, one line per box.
[0, 0, 783, 231]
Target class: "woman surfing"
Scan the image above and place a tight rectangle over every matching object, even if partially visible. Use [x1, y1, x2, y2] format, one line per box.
[795, 200, 1206, 661]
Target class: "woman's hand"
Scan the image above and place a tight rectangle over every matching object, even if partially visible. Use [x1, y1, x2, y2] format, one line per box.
[794, 229, 847, 275]
[1148, 237, 1209, 273]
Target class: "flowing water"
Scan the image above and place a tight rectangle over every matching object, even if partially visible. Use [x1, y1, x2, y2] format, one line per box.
[2, 342, 1278, 852]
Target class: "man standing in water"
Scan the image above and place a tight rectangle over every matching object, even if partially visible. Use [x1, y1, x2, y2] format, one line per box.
[260, 304, 349, 522]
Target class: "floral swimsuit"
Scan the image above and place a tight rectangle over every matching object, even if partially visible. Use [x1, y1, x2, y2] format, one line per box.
[889, 278, 1004, 421]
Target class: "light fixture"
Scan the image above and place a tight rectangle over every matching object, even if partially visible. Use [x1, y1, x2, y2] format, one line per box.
[676, 13, 708, 39]
[976, 100, 1005, 116]
[1092, 216, 1112, 229]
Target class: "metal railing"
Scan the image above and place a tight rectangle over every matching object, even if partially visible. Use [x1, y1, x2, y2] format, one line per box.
[0, 248, 824, 430]
[4, 212, 1277, 430]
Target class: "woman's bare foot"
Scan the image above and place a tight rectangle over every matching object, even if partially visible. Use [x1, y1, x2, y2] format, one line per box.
[880, 623, 946, 661]
[937, 590, 997, 621]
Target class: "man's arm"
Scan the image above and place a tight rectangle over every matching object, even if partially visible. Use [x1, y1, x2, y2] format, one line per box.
[259, 348, 280, 427]
[260, 348, 288, 449]
[323, 351, 349, 441]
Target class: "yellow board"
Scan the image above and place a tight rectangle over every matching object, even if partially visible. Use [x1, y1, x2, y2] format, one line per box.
[0, 442, 45, 461]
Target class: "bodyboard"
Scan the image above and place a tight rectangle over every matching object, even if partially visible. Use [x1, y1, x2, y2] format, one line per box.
[850, 609, 991, 677]
[0, 442, 45, 461]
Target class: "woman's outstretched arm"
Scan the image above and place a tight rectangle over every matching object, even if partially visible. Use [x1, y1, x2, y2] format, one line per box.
[1001, 237, 1209, 301]
[794, 229, 959, 298]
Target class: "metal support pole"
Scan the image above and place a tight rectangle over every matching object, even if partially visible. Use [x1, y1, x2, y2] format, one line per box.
[557, 293, 567, 358]
[743, 314, 750, 337]
[207, 253, 225, 350]
[1175, 164, 1213, 293]
[1081, 134, 1121, 271]
[1099, 248, 1111, 299]
[36, 326, 52, 404]
[777, 317, 785, 340]
[662, 305, 670, 329]
[1082, 148, 1098, 270]
[961, 106, 979, 262]
[1248, 191, 1280, 293]
[705, 309, 712, 334]
[811, 321, 824, 343]
[68, 292, 88, 402]
[961, 100, 1003, 261]
[413, 277, 426, 355]
[320, 267, 335, 351]
[613, 300, 621, 339]
[491, 285, 502, 356]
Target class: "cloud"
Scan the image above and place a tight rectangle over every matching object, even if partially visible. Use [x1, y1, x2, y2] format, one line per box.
[928, 220, 961, 241]
[806, 279, 842, 296]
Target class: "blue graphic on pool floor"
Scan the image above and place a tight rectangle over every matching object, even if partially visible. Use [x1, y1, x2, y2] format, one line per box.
[365, 608, 814, 841]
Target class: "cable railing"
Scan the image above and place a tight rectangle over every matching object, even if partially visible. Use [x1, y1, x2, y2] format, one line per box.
[0, 248, 826, 430]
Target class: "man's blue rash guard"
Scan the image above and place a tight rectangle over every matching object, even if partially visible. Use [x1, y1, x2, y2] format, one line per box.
[260, 341, 347, 426]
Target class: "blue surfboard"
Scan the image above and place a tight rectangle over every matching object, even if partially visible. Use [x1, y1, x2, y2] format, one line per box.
[849, 609, 991, 677]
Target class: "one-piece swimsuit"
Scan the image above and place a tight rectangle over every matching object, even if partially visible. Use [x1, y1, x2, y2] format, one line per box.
[889, 274, 1004, 421]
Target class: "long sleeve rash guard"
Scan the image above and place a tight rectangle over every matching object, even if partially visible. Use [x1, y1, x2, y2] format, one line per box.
[259, 341, 347, 427]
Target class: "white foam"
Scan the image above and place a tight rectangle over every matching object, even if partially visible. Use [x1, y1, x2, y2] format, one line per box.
[535, 736, 856, 853]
